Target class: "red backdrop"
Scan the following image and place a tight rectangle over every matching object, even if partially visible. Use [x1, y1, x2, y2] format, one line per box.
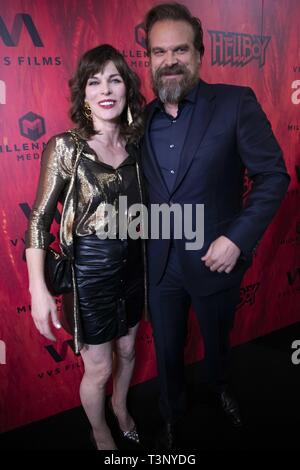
[0, 0, 299, 432]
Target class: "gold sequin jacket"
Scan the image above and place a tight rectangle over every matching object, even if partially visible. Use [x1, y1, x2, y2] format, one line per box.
[25, 130, 148, 353]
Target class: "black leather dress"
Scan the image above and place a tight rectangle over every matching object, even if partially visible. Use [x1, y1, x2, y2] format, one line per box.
[74, 236, 143, 344]
[73, 151, 144, 345]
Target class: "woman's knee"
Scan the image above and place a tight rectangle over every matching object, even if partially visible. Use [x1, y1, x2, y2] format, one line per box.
[87, 361, 112, 385]
[115, 342, 136, 362]
[82, 350, 113, 385]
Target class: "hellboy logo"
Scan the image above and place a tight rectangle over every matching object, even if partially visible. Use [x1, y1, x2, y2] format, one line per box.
[208, 30, 271, 68]
[238, 283, 260, 308]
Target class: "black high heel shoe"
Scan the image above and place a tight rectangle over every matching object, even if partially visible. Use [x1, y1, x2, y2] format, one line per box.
[108, 397, 140, 444]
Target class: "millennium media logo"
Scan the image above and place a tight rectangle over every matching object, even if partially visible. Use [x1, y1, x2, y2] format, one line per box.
[19, 112, 46, 141]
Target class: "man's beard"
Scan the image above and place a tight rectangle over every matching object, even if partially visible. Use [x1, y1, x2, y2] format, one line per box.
[152, 63, 199, 104]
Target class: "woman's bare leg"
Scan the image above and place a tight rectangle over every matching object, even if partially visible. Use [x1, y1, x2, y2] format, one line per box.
[80, 341, 117, 450]
[111, 323, 140, 430]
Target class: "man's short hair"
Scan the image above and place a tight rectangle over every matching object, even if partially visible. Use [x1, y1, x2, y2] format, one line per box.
[144, 2, 205, 59]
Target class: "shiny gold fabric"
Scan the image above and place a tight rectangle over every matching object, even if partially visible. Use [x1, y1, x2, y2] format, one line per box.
[25, 130, 148, 353]
[25, 131, 143, 251]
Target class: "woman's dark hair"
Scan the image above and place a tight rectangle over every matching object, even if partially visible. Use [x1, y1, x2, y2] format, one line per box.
[144, 2, 205, 59]
[69, 44, 145, 143]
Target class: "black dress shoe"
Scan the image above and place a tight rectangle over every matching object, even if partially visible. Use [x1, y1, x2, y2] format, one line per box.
[215, 385, 243, 428]
[155, 422, 176, 450]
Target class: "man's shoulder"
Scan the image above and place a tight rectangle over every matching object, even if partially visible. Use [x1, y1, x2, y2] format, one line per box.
[199, 81, 256, 107]
[208, 81, 252, 97]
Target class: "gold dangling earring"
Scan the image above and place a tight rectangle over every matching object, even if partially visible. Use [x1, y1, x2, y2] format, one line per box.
[83, 101, 93, 121]
[127, 106, 133, 126]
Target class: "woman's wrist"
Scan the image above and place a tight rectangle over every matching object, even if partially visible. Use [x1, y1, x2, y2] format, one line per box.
[29, 280, 48, 295]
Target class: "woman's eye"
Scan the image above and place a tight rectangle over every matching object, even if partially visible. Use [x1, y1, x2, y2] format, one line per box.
[88, 80, 99, 86]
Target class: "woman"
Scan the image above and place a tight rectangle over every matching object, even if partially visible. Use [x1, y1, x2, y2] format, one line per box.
[25, 45, 146, 450]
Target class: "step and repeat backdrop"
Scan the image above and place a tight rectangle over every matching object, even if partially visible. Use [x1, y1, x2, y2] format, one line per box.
[0, 0, 299, 432]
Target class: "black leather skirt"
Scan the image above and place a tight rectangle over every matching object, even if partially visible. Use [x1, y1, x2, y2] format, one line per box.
[74, 235, 144, 345]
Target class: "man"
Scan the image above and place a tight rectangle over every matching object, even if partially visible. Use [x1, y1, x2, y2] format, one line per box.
[142, 2, 290, 449]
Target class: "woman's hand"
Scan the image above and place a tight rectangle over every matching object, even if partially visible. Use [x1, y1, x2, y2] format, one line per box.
[26, 247, 62, 341]
[30, 286, 62, 341]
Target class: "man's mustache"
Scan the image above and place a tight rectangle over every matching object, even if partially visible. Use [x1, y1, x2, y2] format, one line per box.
[156, 64, 188, 79]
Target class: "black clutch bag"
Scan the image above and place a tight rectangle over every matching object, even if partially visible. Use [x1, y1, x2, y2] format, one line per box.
[45, 247, 73, 296]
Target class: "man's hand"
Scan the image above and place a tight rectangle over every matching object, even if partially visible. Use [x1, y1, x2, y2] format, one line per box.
[201, 236, 241, 273]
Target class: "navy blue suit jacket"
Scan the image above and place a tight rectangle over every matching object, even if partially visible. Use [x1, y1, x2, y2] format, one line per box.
[142, 80, 290, 295]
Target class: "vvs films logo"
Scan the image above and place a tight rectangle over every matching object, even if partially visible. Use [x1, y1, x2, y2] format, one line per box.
[1, 13, 62, 67]
[208, 31, 271, 68]
[19, 112, 45, 141]
[44, 340, 76, 363]
[0, 13, 43, 47]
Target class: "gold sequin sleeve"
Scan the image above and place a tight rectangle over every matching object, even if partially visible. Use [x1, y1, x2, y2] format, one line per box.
[25, 133, 76, 250]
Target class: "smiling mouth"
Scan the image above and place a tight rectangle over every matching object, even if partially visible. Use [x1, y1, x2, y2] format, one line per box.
[98, 100, 116, 108]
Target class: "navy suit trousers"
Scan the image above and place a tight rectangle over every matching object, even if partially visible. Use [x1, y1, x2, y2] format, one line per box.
[148, 243, 241, 423]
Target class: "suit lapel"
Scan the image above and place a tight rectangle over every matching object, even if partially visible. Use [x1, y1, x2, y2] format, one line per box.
[171, 80, 216, 195]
